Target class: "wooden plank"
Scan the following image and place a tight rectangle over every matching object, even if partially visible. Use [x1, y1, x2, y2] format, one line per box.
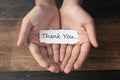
[0, 71, 119, 80]
[0, 0, 120, 71]
[0, 19, 120, 71]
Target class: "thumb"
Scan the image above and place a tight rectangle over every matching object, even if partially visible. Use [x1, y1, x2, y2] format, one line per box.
[85, 20, 99, 48]
[17, 18, 32, 47]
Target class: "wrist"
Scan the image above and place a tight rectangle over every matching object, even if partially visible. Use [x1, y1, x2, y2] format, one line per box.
[63, 0, 83, 6]
[35, 0, 55, 6]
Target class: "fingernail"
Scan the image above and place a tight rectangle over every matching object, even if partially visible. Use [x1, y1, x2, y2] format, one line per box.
[64, 70, 70, 74]
[55, 70, 59, 73]
[64, 68, 71, 74]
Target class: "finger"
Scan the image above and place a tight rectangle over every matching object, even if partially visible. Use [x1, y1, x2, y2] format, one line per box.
[46, 44, 60, 72]
[85, 20, 99, 47]
[41, 46, 59, 73]
[17, 18, 32, 47]
[60, 44, 67, 62]
[60, 45, 73, 71]
[74, 43, 91, 70]
[28, 31, 39, 44]
[46, 45, 54, 61]
[52, 44, 60, 63]
[64, 45, 80, 74]
[28, 43, 50, 69]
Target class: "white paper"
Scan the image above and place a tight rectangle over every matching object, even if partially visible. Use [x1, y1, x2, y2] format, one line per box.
[39, 30, 78, 44]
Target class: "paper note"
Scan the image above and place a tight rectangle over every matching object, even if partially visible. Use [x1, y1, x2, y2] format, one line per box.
[39, 30, 78, 44]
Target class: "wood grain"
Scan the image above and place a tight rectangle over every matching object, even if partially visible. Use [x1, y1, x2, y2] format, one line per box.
[0, 0, 120, 71]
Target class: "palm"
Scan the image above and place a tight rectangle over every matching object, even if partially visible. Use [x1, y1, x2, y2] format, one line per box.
[60, 5, 98, 73]
[17, 4, 60, 73]
[27, 5, 60, 44]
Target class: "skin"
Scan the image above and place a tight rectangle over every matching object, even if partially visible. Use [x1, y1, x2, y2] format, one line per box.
[17, 0, 99, 74]
[60, 0, 99, 74]
[17, 0, 60, 73]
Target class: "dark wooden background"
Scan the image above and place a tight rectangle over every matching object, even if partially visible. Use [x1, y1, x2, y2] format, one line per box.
[0, 0, 120, 79]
